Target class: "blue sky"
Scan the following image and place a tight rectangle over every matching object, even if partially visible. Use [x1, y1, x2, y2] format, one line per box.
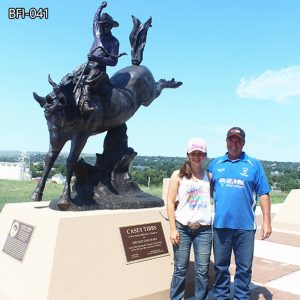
[1, 0, 299, 162]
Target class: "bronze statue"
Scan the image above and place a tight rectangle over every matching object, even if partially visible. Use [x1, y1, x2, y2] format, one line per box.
[32, 2, 182, 211]
[75, 2, 121, 113]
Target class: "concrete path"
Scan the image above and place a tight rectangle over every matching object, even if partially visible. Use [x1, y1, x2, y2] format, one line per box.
[188, 204, 300, 299]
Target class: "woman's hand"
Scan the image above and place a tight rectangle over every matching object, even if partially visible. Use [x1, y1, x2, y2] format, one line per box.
[170, 229, 180, 246]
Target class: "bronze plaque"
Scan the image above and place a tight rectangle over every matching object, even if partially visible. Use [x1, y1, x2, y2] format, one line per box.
[2, 219, 35, 262]
[119, 221, 169, 263]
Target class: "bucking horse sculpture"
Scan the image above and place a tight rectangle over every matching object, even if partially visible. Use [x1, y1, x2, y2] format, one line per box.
[32, 15, 182, 211]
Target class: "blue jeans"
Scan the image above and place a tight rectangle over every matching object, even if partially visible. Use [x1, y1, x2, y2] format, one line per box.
[170, 221, 212, 300]
[213, 228, 256, 300]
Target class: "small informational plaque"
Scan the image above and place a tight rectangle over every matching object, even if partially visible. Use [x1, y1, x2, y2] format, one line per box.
[119, 221, 169, 263]
[2, 219, 35, 262]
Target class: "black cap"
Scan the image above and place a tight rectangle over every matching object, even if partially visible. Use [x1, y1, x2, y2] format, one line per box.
[227, 127, 245, 140]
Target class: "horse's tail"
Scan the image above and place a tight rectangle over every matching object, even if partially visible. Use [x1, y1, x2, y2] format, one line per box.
[129, 16, 152, 66]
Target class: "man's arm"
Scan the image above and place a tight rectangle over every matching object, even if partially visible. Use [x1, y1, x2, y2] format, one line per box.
[93, 2, 108, 36]
[101, 39, 119, 66]
[207, 171, 214, 198]
[259, 193, 272, 240]
[89, 39, 119, 67]
[93, 6, 102, 37]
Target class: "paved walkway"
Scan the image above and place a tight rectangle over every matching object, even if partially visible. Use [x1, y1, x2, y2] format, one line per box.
[188, 204, 300, 299]
[248, 204, 300, 299]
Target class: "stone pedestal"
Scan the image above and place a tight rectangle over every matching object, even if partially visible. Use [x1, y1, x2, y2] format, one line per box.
[0, 202, 176, 300]
[273, 189, 300, 233]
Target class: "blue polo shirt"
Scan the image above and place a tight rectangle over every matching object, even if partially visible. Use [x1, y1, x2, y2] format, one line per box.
[208, 152, 270, 230]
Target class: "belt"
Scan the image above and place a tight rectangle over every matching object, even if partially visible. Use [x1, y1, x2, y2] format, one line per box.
[186, 222, 211, 230]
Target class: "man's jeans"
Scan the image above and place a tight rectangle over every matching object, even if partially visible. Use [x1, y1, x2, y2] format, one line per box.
[213, 228, 256, 300]
[170, 221, 212, 300]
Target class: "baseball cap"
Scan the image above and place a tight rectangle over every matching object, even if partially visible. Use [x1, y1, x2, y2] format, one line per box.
[187, 138, 207, 153]
[227, 127, 245, 140]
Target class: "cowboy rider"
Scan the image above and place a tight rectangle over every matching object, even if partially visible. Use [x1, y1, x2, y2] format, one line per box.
[80, 4, 120, 113]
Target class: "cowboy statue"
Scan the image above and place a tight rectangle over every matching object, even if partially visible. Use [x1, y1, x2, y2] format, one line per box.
[32, 1, 183, 210]
[76, 1, 120, 113]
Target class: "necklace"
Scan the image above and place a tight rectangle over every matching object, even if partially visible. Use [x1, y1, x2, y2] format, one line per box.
[191, 164, 204, 181]
[192, 176, 200, 182]
[192, 170, 204, 181]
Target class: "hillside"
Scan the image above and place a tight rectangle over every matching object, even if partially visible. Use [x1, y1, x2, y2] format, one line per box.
[0, 151, 299, 192]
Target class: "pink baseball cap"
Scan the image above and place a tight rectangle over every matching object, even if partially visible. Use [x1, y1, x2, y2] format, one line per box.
[187, 138, 207, 153]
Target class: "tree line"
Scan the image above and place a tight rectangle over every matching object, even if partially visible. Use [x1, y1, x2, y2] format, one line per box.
[1, 152, 299, 192]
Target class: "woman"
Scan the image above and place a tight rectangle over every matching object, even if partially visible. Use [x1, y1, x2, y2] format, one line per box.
[167, 137, 212, 300]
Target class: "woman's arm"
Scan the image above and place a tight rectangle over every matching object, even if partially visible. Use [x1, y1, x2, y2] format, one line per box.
[167, 170, 180, 246]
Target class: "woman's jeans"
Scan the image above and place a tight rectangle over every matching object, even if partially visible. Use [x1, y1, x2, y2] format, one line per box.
[213, 228, 256, 300]
[170, 221, 212, 300]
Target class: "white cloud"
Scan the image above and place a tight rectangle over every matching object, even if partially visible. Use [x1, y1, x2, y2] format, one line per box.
[236, 65, 300, 103]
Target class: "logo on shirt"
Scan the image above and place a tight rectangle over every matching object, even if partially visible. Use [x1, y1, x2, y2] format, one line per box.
[217, 168, 225, 172]
[240, 168, 248, 177]
[219, 178, 226, 187]
[186, 184, 208, 210]
[219, 178, 244, 189]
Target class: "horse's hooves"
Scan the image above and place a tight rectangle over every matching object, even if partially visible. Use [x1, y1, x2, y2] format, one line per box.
[57, 199, 71, 211]
[32, 192, 42, 202]
[174, 81, 183, 88]
[166, 80, 183, 88]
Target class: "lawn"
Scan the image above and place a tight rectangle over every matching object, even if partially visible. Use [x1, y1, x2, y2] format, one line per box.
[0, 179, 288, 212]
[0, 179, 63, 211]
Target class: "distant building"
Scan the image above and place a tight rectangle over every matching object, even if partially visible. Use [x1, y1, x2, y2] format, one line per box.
[51, 173, 66, 184]
[0, 151, 32, 181]
[270, 170, 282, 177]
[0, 162, 32, 180]
[132, 165, 149, 170]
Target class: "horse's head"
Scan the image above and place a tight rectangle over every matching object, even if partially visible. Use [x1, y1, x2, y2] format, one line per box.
[33, 75, 68, 126]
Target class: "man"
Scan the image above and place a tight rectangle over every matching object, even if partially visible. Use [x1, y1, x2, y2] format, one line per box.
[80, 5, 120, 113]
[208, 127, 272, 299]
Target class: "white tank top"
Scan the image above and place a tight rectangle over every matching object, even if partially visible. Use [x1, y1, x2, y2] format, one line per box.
[175, 171, 212, 225]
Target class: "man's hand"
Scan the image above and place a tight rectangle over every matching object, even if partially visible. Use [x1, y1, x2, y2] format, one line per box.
[260, 222, 272, 240]
[101, 1, 107, 9]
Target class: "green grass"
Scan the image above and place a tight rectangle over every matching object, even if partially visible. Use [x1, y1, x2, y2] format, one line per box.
[0, 179, 63, 211]
[269, 190, 288, 204]
[140, 185, 163, 197]
[141, 186, 288, 205]
[0, 180, 162, 211]
[0, 180, 288, 212]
